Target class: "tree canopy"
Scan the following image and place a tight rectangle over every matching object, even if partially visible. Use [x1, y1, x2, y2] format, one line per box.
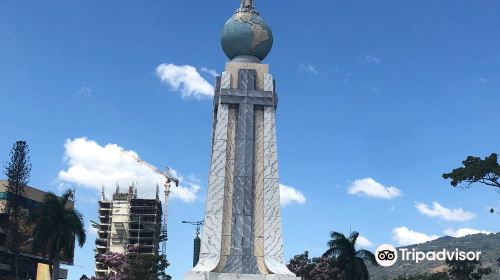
[3, 140, 32, 280]
[29, 189, 86, 280]
[92, 252, 171, 280]
[443, 153, 500, 189]
[288, 231, 377, 280]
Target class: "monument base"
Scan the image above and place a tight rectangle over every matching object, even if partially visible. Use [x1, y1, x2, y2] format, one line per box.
[184, 272, 301, 280]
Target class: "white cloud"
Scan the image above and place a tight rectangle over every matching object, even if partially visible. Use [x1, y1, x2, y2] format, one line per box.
[200, 67, 219, 77]
[279, 183, 306, 206]
[58, 137, 200, 203]
[77, 86, 92, 97]
[357, 235, 373, 248]
[156, 63, 214, 99]
[300, 64, 319, 75]
[347, 178, 402, 199]
[393, 227, 439, 246]
[443, 228, 491, 238]
[415, 201, 475, 222]
[365, 55, 382, 64]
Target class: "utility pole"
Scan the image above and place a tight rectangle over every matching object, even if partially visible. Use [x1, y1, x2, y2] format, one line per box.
[182, 220, 204, 267]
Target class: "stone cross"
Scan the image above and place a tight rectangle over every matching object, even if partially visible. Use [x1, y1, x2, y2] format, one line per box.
[218, 69, 275, 273]
[185, 66, 298, 280]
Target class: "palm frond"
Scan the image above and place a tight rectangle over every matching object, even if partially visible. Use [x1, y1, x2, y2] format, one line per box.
[29, 189, 86, 264]
[324, 231, 356, 259]
[349, 231, 359, 247]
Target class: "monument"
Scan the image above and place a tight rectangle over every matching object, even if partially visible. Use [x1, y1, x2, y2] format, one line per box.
[185, 1, 300, 279]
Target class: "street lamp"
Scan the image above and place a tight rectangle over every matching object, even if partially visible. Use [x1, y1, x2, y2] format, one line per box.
[182, 220, 204, 267]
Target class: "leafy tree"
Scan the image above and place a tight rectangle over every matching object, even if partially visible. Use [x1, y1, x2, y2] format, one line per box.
[288, 251, 341, 280]
[28, 189, 86, 280]
[446, 259, 492, 280]
[3, 140, 32, 280]
[443, 153, 500, 189]
[310, 256, 343, 280]
[323, 231, 377, 280]
[287, 251, 317, 279]
[92, 252, 129, 280]
[128, 254, 171, 280]
[92, 252, 171, 280]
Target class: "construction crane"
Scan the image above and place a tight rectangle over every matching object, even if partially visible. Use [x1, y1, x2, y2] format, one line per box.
[118, 148, 179, 255]
[182, 220, 204, 267]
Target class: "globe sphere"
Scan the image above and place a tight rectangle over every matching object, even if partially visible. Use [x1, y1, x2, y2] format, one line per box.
[221, 11, 273, 61]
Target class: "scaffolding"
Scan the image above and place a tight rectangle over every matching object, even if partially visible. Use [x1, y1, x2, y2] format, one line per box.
[94, 186, 162, 277]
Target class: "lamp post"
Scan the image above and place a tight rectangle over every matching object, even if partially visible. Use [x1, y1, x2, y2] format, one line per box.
[182, 220, 204, 267]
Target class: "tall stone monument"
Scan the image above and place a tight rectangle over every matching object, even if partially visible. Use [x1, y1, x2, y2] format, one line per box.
[185, 1, 300, 279]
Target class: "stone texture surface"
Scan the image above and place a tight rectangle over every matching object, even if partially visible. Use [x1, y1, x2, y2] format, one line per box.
[263, 108, 279, 179]
[188, 64, 298, 279]
[262, 106, 294, 275]
[264, 73, 273, 92]
[253, 109, 265, 262]
[194, 103, 230, 272]
[225, 62, 269, 90]
[221, 71, 231, 89]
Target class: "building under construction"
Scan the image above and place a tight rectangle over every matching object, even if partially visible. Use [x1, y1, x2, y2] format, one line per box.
[95, 185, 164, 277]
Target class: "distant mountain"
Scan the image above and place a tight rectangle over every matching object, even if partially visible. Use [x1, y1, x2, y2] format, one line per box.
[368, 232, 500, 280]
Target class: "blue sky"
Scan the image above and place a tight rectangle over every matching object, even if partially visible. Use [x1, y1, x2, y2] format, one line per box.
[1, 0, 500, 279]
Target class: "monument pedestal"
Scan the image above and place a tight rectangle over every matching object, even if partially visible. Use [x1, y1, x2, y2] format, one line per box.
[185, 272, 300, 280]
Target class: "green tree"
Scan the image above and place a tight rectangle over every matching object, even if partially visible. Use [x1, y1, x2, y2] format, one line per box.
[128, 254, 171, 280]
[92, 252, 171, 280]
[28, 189, 86, 280]
[3, 140, 32, 280]
[287, 251, 342, 280]
[443, 153, 500, 189]
[287, 251, 318, 280]
[446, 259, 492, 280]
[322, 231, 377, 280]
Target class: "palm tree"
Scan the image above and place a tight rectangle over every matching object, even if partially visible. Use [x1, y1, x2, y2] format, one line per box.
[323, 231, 377, 280]
[29, 189, 86, 280]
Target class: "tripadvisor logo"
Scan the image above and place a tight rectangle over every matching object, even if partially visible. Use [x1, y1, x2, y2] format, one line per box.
[375, 244, 482, 267]
[375, 244, 398, 267]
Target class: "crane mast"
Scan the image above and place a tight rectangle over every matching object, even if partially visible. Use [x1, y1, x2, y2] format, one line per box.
[118, 148, 179, 255]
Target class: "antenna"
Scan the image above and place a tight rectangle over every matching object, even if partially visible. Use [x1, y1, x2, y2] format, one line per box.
[70, 186, 76, 202]
[101, 185, 105, 200]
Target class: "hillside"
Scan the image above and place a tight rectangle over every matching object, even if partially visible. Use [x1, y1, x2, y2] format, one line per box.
[368, 232, 500, 280]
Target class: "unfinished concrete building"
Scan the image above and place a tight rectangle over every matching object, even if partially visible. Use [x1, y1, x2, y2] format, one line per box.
[95, 185, 162, 277]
